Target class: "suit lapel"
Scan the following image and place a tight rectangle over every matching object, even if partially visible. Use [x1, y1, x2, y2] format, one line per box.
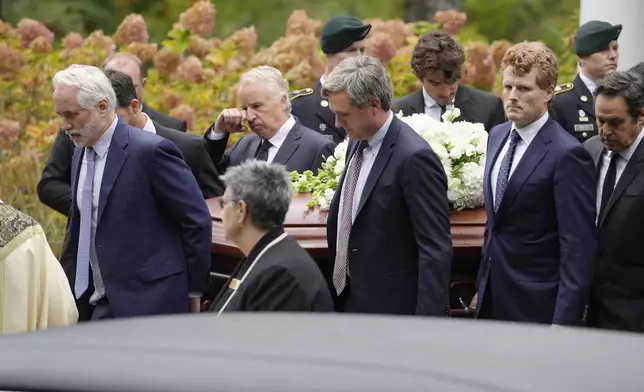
[272, 124, 300, 165]
[600, 139, 644, 227]
[454, 87, 473, 123]
[354, 118, 399, 218]
[97, 120, 130, 225]
[484, 123, 511, 222]
[409, 90, 425, 114]
[71, 146, 84, 215]
[495, 120, 553, 220]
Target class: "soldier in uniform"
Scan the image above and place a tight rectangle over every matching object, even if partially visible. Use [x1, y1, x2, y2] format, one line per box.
[290, 15, 371, 145]
[551, 20, 621, 143]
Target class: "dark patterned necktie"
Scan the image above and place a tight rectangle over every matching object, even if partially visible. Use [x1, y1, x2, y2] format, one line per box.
[256, 140, 272, 161]
[599, 152, 619, 222]
[333, 141, 369, 295]
[494, 130, 522, 213]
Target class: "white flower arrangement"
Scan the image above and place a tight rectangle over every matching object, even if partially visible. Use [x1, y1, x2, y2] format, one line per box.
[290, 107, 488, 211]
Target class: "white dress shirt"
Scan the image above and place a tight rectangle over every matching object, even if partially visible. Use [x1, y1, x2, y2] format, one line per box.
[491, 112, 549, 203]
[579, 72, 597, 95]
[337, 111, 393, 243]
[423, 87, 455, 122]
[207, 115, 296, 163]
[596, 128, 644, 221]
[141, 112, 157, 134]
[76, 115, 118, 305]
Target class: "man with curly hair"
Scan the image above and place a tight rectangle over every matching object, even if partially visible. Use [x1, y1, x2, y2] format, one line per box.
[473, 42, 597, 327]
[393, 30, 505, 132]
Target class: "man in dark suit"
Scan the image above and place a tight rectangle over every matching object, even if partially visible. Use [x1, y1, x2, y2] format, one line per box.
[209, 160, 333, 313]
[204, 65, 335, 175]
[53, 64, 211, 320]
[323, 56, 452, 316]
[37, 71, 222, 217]
[584, 71, 644, 332]
[551, 20, 621, 143]
[105, 69, 224, 198]
[474, 42, 597, 326]
[393, 31, 505, 132]
[103, 52, 188, 132]
[290, 15, 371, 144]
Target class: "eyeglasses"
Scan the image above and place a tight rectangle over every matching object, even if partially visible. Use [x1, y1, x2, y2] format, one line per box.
[218, 198, 238, 209]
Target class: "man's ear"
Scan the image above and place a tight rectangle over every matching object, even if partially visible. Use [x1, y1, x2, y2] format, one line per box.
[131, 99, 141, 114]
[142, 77, 147, 88]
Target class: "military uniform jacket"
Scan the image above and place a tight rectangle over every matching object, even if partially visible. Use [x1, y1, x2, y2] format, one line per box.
[290, 81, 346, 145]
[551, 73, 598, 143]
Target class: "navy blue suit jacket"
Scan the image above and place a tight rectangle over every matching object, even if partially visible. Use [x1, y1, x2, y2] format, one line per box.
[326, 115, 452, 316]
[476, 118, 596, 325]
[60, 117, 212, 317]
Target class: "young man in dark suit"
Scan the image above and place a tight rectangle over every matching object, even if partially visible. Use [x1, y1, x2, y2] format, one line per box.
[53, 65, 211, 320]
[204, 66, 335, 175]
[323, 56, 452, 316]
[474, 42, 596, 327]
[394, 30, 505, 132]
[584, 71, 644, 332]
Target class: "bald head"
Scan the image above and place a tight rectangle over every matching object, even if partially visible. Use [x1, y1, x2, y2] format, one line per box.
[103, 53, 146, 101]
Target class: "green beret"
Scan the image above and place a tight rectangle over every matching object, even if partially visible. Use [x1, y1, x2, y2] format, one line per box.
[574, 20, 622, 57]
[320, 15, 371, 54]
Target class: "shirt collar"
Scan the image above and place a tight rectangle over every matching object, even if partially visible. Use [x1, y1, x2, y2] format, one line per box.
[618, 127, 644, 162]
[320, 74, 326, 85]
[422, 86, 457, 109]
[579, 72, 597, 95]
[142, 112, 157, 134]
[90, 115, 118, 159]
[267, 115, 295, 149]
[366, 110, 393, 150]
[511, 111, 549, 145]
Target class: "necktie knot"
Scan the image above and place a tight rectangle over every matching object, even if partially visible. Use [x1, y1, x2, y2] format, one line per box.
[256, 140, 272, 161]
[355, 140, 369, 154]
[509, 130, 522, 145]
[85, 147, 96, 161]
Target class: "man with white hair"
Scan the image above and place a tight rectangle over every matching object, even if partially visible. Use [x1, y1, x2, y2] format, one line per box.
[323, 56, 453, 316]
[204, 65, 336, 174]
[54, 64, 212, 320]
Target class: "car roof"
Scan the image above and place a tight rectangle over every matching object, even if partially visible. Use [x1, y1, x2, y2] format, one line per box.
[0, 314, 642, 391]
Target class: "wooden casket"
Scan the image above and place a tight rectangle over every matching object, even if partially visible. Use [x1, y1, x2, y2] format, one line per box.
[206, 193, 486, 316]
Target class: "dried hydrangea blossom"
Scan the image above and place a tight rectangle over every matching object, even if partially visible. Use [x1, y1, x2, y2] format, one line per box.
[153, 47, 182, 78]
[0, 119, 20, 146]
[177, 55, 204, 83]
[365, 32, 397, 65]
[63, 32, 84, 50]
[178, 0, 216, 37]
[0, 43, 23, 80]
[113, 14, 149, 46]
[125, 42, 158, 63]
[16, 18, 54, 49]
[433, 10, 467, 35]
[169, 104, 195, 131]
[286, 10, 315, 36]
[187, 35, 213, 59]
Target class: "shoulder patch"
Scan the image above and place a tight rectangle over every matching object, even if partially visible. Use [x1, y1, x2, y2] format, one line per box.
[288, 88, 314, 100]
[554, 82, 574, 95]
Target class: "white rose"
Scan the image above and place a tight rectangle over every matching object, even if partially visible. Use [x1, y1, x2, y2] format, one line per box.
[318, 197, 330, 210]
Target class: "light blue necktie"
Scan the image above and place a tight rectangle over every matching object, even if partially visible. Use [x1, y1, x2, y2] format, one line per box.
[75, 147, 95, 299]
[494, 130, 522, 213]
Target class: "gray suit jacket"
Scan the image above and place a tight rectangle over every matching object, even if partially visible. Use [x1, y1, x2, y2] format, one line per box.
[204, 122, 336, 174]
[393, 85, 506, 132]
[584, 135, 644, 332]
